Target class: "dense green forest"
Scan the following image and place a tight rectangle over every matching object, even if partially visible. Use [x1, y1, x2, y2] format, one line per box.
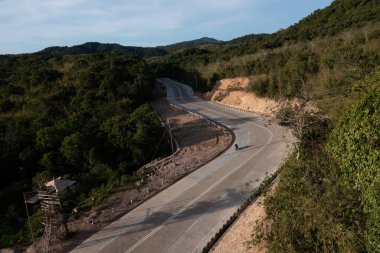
[0, 53, 169, 246]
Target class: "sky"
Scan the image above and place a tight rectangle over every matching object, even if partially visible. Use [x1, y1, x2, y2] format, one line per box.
[0, 0, 334, 54]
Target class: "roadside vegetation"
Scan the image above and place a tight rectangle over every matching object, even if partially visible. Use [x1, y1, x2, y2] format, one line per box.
[264, 80, 379, 252]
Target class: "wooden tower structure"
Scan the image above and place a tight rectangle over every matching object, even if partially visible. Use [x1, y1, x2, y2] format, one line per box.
[24, 177, 75, 253]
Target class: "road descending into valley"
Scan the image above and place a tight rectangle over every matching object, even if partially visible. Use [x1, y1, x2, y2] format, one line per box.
[71, 78, 289, 253]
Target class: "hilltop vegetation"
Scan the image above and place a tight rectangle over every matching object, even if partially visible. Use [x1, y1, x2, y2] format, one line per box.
[152, 0, 380, 109]
[38, 42, 167, 58]
[157, 37, 222, 52]
[0, 53, 169, 246]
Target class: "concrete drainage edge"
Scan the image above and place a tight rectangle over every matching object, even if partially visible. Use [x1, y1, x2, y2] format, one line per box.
[213, 102, 271, 120]
[202, 174, 278, 253]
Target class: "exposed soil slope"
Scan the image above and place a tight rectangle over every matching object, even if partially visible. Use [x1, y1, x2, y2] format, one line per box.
[203, 77, 279, 116]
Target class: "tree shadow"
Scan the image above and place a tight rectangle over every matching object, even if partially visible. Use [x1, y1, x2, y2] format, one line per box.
[71, 187, 246, 251]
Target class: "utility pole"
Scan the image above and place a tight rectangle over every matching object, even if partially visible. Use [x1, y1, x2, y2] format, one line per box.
[194, 72, 198, 91]
[23, 192, 35, 247]
[191, 69, 198, 91]
[168, 120, 176, 165]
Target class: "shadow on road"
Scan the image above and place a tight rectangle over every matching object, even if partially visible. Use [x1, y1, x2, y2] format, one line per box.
[236, 145, 253, 150]
[72, 187, 248, 251]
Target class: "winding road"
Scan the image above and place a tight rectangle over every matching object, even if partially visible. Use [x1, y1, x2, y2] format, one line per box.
[71, 78, 289, 253]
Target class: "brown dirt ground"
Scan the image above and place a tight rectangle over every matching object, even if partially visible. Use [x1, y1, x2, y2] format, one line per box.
[39, 95, 232, 253]
[202, 77, 279, 116]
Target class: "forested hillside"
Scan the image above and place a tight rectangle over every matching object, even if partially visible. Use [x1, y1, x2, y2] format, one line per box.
[0, 53, 168, 246]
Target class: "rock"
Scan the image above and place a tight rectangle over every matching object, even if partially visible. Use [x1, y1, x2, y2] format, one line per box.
[0, 247, 22, 253]
[25, 244, 37, 253]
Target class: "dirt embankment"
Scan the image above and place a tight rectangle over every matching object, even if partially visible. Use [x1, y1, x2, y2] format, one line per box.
[202, 77, 279, 116]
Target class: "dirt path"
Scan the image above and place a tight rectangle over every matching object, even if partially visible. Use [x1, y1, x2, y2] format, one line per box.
[202, 77, 279, 117]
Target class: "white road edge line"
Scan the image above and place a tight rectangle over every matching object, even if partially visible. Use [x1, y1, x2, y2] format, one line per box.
[192, 188, 255, 253]
[125, 136, 271, 253]
[96, 179, 201, 252]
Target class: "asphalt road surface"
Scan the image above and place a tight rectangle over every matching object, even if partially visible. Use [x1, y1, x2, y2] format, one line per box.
[71, 78, 289, 253]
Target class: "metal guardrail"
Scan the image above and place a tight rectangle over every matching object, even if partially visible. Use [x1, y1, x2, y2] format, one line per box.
[213, 101, 270, 120]
[168, 102, 230, 136]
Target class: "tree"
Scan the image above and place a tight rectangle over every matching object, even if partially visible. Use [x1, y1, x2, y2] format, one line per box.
[101, 114, 130, 150]
[60, 132, 84, 166]
[128, 104, 163, 163]
[36, 127, 62, 151]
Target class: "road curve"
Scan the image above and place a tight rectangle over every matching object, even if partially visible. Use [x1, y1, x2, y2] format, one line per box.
[71, 79, 289, 253]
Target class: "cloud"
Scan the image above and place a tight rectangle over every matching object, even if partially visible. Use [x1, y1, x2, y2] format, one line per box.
[0, 0, 333, 54]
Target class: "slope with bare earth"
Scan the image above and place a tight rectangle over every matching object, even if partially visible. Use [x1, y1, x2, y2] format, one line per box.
[202, 77, 280, 116]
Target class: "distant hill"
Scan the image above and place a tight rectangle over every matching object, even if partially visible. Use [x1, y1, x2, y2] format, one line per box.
[158, 37, 222, 52]
[38, 42, 168, 59]
[37, 38, 222, 58]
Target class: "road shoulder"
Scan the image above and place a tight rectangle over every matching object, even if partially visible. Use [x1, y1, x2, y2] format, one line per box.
[211, 182, 278, 253]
